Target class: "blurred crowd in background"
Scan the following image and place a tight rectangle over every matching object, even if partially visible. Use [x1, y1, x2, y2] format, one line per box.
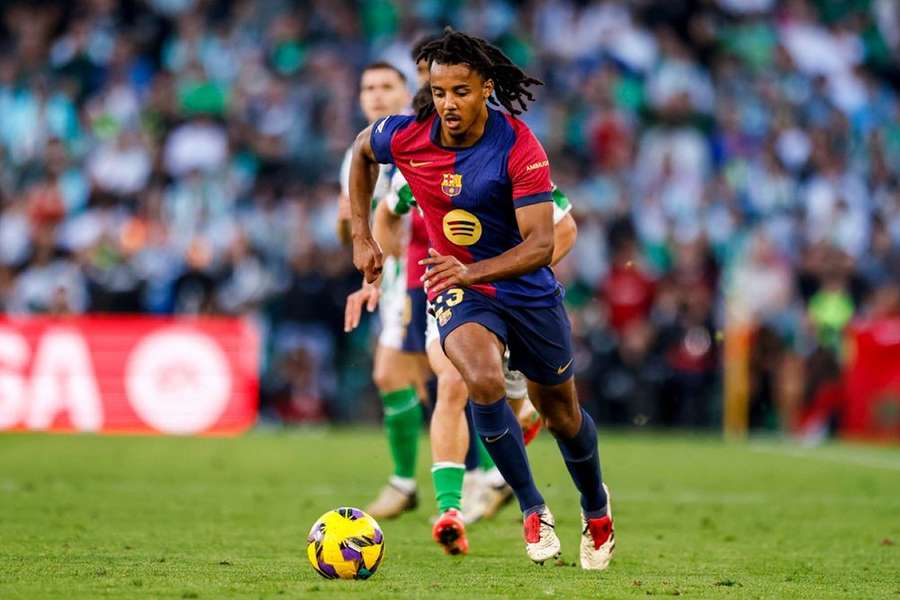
[1, 0, 898, 431]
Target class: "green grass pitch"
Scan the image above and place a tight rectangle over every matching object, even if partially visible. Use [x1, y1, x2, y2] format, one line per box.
[1, 430, 897, 599]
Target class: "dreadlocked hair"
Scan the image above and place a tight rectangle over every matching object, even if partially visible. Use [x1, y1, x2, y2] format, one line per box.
[411, 83, 433, 116]
[414, 27, 543, 121]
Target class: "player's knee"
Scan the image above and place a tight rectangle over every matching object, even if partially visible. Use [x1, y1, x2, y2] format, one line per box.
[463, 366, 505, 405]
[372, 358, 406, 392]
[438, 369, 468, 409]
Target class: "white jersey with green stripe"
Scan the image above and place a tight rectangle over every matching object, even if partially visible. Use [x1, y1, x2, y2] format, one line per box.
[550, 183, 572, 224]
[385, 170, 572, 224]
[384, 170, 417, 216]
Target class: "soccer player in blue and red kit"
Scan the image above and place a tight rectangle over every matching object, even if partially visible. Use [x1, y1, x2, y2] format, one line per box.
[348, 29, 615, 569]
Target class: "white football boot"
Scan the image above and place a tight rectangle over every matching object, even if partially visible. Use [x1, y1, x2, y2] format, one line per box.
[460, 471, 488, 524]
[579, 483, 615, 570]
[523, 506, 561, 564]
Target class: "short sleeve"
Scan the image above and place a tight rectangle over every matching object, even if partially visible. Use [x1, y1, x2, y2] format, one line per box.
[507, 125, 552, 207]
[370, 115, 415, 165]
[551, 183, 572, 224]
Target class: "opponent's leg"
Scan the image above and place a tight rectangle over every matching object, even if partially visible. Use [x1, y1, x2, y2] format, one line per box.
[462, 408, 489, 518]
[443, 323, 559, 563]
[528, 377, 614, 570]
[507, 366, 542, 446]
[427, 338, 470, 554]
[366, 344, 424, 519]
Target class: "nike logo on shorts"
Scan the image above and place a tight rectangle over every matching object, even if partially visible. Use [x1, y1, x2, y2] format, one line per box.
[557, 358, 574, 375]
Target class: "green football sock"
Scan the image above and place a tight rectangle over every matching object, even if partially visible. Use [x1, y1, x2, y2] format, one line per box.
[431, 462, 465, 513]
[477, 437, 495, 471]
[381, 387, 422, 479]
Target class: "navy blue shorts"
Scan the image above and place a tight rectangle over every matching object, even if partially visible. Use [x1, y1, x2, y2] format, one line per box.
[401, 287, 428, 353]
[432, 287, 574, 386]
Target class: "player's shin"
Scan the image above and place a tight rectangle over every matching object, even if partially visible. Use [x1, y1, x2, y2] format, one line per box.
[468, 397, 544, 513]
[554, 407, 608, 517]
[431, 462, 465, 512]
[381, 387, 422, 485]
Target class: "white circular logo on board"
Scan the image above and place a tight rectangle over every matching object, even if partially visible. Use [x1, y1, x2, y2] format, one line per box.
[125, 328, 232, 434]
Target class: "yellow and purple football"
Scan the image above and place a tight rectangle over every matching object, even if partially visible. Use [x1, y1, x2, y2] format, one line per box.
[306, 507, 385, 580]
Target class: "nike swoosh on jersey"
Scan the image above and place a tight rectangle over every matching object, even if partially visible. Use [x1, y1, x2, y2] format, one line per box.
[557, 358, 574, 375]
[409, 159, 433, 167]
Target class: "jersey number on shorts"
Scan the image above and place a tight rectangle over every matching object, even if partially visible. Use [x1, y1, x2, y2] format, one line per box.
[434, 288, 464, 327]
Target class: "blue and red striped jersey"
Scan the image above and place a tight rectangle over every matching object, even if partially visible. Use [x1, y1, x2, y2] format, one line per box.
[370, 108, 560, 307]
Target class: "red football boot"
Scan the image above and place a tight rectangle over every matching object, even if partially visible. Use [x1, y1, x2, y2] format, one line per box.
[432, 508, 469, 555]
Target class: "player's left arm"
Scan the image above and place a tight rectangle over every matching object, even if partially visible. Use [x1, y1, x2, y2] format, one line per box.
[551, 211, 577, 266]
[421, 201, 555, 294]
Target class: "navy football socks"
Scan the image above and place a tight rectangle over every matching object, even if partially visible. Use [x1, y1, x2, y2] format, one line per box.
[555, 408, 608, 518]
[468, 397, 544, 513]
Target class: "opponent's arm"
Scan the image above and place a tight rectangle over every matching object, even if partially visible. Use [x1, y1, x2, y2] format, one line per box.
[348, 124, 384, 283]
[551, 212, 577, 266]
[336, 193, 352, 245]
[344, 276, 381, 332]
[421, 202, 554, 295]
[345, 198, 404, 333]
[336, 149, 353, 245]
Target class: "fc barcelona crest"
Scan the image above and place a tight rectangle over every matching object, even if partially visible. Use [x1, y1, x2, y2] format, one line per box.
[441, 173, 463, 197]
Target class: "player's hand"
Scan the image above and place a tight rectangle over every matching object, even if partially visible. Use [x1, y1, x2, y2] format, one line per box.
[419, 249, 473, 295]
[344, 279, 380, 332]
[352, 235, 384, 283]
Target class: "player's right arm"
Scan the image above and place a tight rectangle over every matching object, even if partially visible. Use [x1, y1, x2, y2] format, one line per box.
[352, 114, 416, 282]
[348, 124, 384, 283]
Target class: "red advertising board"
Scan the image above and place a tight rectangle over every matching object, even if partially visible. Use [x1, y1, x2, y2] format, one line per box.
[0, 316, 259, 435]
[843, 318, 900, 441]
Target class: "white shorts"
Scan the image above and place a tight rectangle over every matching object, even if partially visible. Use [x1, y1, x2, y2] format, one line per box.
[378, 256, 407, 350]
[425, 308, 440, 349]
[426, 308, 528, 399]
[502, 350, 528, 400]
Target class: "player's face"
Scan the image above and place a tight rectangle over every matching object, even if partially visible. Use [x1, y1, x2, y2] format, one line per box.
[430, 62, 493, 138]
[359, 68, 410, 122]
[415, 59, 430, 88]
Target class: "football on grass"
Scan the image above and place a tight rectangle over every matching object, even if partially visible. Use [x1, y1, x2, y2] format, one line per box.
[307, 507, 385, 580]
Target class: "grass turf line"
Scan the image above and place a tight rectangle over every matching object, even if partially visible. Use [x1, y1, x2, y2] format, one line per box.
[0, 430, 897, 599]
